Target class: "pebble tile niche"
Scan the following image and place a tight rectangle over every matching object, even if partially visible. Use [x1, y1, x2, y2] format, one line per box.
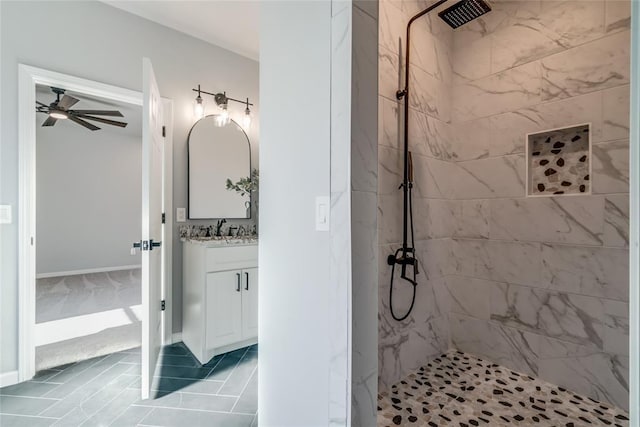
[528, 124, 591, 196]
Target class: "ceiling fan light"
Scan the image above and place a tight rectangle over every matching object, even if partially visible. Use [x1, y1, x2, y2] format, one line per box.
[49, 110, 68, 120]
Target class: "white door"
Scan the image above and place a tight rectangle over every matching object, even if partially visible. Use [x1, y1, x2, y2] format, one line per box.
[242, 268, 259, 339]
[141, 58, 164, 400]
[206, 271, 243, 349]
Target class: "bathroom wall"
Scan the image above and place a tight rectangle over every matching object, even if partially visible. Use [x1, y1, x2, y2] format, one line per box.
[36, 123, 141, 275]
[447, 0, 631, 410]
[260, 2, 336, 424]
[377, 0, 454, 389]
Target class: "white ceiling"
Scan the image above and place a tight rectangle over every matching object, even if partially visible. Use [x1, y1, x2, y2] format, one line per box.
[36, 85, 142, 137]
[103, 0, 260, 61]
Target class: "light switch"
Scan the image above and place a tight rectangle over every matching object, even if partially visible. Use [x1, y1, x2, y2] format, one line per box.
[176, 208, 186, 223]
[0, 205, 12, 224]
[315, 196, 330, 231]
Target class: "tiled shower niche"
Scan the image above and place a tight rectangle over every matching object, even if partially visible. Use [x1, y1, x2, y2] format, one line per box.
[527, 124, 591, 196]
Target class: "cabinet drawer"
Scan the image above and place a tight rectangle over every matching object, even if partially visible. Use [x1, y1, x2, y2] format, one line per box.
[205, 245, 258, 272]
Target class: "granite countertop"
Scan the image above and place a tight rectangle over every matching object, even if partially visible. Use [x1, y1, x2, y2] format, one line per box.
[181, 236, 259, 247]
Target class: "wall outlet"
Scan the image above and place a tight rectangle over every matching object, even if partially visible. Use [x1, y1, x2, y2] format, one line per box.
[0, 205, 12, 224]
[176, 207, 186, 223]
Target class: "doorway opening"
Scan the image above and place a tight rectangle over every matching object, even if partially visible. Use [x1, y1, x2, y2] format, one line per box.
[34, 84, 144, 371]
[17, 64, 173, 399]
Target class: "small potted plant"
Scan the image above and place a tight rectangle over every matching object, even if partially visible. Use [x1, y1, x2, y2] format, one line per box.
[226, 168, 259, 217]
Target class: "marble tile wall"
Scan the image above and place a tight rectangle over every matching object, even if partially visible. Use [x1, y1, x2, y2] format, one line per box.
[447, 0, 631, 411]
[377, 0, 630, 411]
[330, 1, 380, 426]
[351, 3, 379, 426]
[377, 0, 453, 391]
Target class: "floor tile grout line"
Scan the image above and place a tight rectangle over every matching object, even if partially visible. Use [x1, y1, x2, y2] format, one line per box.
[75, 371, 142, 424]
[0, 412, 60, 419]
[0, 394, 60, 401]
[127, 388, 242, 399]
[71, 362, 135, 411]
[78, 377, 141, 427]
[40, 354, 111, 398]
[218, 347, 249, 390]
[130, 403, 255, 416]
[177, 391, 241, 398]
[230, 363, 258, 413]
[37, 359, 132, 417]
[202, 352, 228, 378]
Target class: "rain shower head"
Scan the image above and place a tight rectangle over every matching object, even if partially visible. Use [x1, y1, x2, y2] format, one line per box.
[438, 0, 492, 29]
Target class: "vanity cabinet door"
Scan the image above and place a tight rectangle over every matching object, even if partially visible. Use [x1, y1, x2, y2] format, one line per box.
[241, 268, 259, 340]
[206, 271, 243, 349]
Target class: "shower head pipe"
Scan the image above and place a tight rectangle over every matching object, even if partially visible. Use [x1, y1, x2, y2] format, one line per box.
[395, 0, 448, 266]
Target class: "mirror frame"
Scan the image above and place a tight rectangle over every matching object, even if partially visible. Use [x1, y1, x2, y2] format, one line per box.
[187, 114, 252, 219]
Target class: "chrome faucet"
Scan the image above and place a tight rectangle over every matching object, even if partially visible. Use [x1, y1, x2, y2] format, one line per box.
[215, 219, 227, 237]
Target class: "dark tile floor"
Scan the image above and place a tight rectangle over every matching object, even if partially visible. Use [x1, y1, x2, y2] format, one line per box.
[0, 343, 258, 427]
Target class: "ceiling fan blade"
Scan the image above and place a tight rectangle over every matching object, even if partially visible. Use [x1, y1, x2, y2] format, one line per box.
[69, 110, 124, 117]
[68, 115, 100, 131]
[57, 94, 80, 110]
[42, 116, 58, 127]
[36, 101, 48, 107]
[75, 114, 128, 128]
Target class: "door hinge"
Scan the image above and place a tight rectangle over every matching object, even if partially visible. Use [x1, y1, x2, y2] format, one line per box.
[162, 212, 166, 224]
[161, 300, 166, 311]
[162, 126, 166, 137]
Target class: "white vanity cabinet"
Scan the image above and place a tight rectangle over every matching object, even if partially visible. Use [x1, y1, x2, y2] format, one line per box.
[182, 240, 258, 365]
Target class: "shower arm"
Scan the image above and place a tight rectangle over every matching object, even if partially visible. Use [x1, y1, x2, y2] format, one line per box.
[395, 0, 449, 270]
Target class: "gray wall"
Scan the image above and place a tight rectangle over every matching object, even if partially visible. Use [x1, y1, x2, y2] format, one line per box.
[36, 124, 141, 275]
[259, 1, 337, 424]
[1, 0, 258, 375]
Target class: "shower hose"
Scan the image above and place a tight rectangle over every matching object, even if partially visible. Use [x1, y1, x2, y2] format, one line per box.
[388, 181, 419, 322]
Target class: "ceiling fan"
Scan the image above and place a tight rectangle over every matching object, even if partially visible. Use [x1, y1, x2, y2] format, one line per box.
[36, 87, 128, 131]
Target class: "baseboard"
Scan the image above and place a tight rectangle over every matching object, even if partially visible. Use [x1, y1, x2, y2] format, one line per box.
[36, 265, 142, 279]
[0, 370, 19, 387]
[171, 332, 182, 344]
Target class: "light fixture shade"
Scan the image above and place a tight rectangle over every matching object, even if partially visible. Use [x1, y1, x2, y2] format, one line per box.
[194, 96, 205, 120]
[242, 107, 251, 128]
[216, 105, 230, 127]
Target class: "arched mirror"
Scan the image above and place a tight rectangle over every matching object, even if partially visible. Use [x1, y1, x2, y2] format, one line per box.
[188, 115, 251, 219]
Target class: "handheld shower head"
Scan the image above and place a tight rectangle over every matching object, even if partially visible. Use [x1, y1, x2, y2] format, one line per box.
[408, 151, 414, 183]
[438, 0, 492, 29]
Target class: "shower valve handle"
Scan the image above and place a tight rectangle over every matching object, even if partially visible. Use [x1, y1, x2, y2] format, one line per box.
[396, 89, 406, 100]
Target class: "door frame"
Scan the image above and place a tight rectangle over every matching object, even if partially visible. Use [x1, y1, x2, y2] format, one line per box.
[17, 64, 173, 382]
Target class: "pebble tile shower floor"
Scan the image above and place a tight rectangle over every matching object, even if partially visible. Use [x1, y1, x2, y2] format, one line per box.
[0, 343, 258, 427]
[378, 351, 629, 427]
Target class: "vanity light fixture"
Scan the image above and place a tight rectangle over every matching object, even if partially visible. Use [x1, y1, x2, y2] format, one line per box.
[193, 84, 205, 120]
[191, 85, 253, 128]
[242, 98, 252, 128]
